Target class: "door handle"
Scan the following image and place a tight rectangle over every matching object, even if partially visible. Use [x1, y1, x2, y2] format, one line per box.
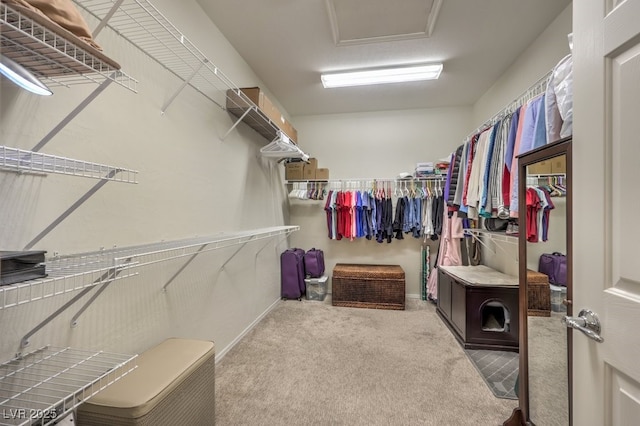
[562, 309, 604, 343]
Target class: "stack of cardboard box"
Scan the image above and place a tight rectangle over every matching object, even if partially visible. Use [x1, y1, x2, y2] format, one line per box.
[285, 158, 329, 181]
[528, 155, 566, 174]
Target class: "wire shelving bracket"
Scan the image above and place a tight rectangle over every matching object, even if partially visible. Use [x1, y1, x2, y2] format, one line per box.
[464, 229, 519, 262]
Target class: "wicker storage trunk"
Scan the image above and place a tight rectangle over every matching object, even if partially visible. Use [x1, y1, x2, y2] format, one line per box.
[332, 264, 405, 310]
[76, 338, 215, 426]
[527, 269, 551, 317]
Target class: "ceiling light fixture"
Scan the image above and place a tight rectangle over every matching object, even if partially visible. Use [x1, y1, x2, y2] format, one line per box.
[321, 63, 443, 88]
[0, 55, 52, 96]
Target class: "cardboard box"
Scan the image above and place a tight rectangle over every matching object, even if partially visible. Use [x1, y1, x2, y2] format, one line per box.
[550, 156, 567, 174]
[277, 117, 298, 143]
[285, 162, 305, 180]
[528, 160, 552, 175]
[303, 167, 316, 180]
[226, 87, 298, 142]
[315, 168, 329, 180]
[303, 158, 318, 180]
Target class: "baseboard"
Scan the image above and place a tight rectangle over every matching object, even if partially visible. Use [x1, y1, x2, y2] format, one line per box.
[215, 297, 281, 363]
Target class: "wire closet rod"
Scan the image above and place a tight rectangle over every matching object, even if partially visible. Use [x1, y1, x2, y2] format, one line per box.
[465, 69, 554, 141]
[292, 176, 445, 183]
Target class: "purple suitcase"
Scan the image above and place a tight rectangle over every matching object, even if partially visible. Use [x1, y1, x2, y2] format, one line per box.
[303, 248, 325, 278]
[538, 252, 567, 286]
[281, 248, 306, 300]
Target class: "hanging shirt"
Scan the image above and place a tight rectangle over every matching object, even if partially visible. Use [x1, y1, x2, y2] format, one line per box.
[423, 195, 434, 240]
[502, 107, 520, 216]
[545, 54, 573, 143]
[493, 113, 512, 219]
[393, 197, 405, 240]
[355, 191, 363, 238]
[509, 102, 529, 218]
[480, 122, 501, 217]
[526, 188, 541, 242]
[462, 133, 479, 210]
[467, 128, 491, 219]
[412, 196, 422, 238]
[539, 187, 555, 242]
[324, 190, 333, 239]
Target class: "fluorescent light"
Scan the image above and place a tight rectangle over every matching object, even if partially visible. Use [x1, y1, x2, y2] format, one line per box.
[0, 55, 52, 96]
[321, 63, 442, 88]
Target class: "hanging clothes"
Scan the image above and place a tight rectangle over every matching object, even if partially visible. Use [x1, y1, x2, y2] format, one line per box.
[479, 121, 501, 217]
[393, 196, 406, 240]
[493, 113, 512, 219]
[545, 54, 573, 143]
[426, 202, 464, 300]
[508, 102, 528, 218]
[446, 145, 464, 209]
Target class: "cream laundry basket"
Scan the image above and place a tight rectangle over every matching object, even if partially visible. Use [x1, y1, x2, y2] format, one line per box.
[76, 338, 215, 426]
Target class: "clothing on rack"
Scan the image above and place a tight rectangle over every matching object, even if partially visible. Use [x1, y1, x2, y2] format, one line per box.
[525, 186, 555, 242]
[546, 54, 573, 143]
[436, 65, 570, 235]
[322, 180, 445, 244]
[426, 202, 464, 301]
[289, 182, 326, 200]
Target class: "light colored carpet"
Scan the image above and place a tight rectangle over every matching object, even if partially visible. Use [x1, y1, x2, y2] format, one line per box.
[527, 312, 569, 426]
[215, 297, 517, 425]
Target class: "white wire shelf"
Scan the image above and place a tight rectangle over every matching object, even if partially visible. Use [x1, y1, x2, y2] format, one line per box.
[0, 250, 139, 310]
[464, 229, 518, 243]
[0, 226, 298, 310]
[0, 2, 137, 92]
[75, 0, 292, 142]
[0, 346, 136, 426]
[109, 226, 300, 270]
[0, 146, 138, 183]
[464, 228, 518, 261]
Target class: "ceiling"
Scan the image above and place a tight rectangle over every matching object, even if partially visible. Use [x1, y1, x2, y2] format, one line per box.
[196, 0, 571, 117]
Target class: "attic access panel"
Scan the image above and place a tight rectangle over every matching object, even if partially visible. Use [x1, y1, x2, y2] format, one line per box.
[326, 0, 442, 46]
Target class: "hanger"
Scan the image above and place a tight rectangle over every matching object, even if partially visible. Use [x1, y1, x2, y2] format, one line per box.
[260, 131, 309, 161]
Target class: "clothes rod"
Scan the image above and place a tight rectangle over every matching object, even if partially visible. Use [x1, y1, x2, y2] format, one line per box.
[465, 69, 554, 140]
[286, 176, 445, 183]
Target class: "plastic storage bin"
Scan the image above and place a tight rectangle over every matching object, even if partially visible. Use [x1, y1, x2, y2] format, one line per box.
[550, 284, 567, 312]
[305, 276, 328, 301]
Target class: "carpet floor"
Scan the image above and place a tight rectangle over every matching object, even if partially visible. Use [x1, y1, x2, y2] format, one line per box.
[215, 297, 517, 425]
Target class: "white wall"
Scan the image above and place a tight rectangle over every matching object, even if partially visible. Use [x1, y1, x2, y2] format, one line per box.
[288, 108, 472, 297]
[0, 0, 290, 362]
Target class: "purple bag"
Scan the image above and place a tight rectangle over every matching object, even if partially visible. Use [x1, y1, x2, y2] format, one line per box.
[538, 252, 567, 286]
[303, 248, 325, 278]
[281, 248, 306, 299]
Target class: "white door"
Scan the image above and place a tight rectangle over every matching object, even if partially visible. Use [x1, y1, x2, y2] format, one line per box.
[573, 1, 640, 425]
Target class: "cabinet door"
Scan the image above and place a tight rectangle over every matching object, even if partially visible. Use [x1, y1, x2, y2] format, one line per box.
[437, 270, 452, 319]
[451, 279, 466, 338]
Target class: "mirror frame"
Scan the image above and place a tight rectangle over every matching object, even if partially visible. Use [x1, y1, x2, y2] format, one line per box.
[515, 136, 573, 425]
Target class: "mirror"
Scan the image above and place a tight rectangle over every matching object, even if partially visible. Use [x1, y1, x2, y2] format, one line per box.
[517, 137, 572, 426]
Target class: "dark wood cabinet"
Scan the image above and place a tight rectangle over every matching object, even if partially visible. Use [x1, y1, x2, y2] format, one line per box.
[437, 265, 519, 352]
